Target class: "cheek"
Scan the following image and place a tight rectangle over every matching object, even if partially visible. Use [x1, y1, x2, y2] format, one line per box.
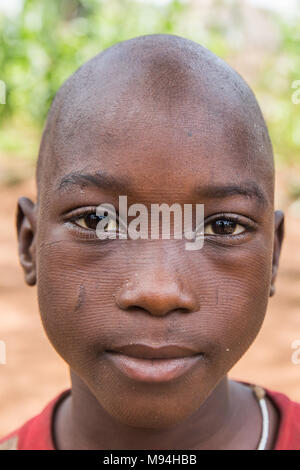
[36, 240, 121, 371]
[199, 240, 273, 373]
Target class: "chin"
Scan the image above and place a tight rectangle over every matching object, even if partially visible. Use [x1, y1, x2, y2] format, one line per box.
[105, 402, 198, 429]
[90, 380, 209, 429]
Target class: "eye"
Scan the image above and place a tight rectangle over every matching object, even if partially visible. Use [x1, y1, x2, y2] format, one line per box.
[204, 218, 246, 236]
[73, 211, 118, 232]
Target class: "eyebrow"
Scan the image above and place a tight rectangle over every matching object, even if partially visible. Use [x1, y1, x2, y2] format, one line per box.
[57, 172, 269, 207]
[195, 181, 269, 207]
[57, 171, 130, 193]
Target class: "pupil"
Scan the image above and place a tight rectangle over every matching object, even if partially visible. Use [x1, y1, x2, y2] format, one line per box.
[212, 219, 236, 235]
[84, 214, 106, 230]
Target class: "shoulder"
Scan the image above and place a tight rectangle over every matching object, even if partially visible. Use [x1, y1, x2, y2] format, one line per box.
[266, 387, 300, 450]
[0, 390, 70, 450]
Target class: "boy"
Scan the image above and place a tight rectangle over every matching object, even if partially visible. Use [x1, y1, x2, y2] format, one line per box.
[1, 33, 299, 450]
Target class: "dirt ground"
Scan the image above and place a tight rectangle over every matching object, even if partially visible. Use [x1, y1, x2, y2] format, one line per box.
[1, 173, 300, 437]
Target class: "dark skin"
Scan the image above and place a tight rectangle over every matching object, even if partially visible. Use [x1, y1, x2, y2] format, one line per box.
[16, 34, 284, 449]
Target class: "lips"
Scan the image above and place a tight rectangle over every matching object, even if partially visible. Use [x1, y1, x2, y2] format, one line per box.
[105, 343, 204, 383]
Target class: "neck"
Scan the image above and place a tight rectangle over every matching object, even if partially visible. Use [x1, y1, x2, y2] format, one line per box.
[54, 371, 251, 450]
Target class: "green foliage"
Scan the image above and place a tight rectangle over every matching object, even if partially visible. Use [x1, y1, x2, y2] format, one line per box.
[0, 0, 189, 127]
[0, 0, 299, 165]
[255, 15, 300, 164]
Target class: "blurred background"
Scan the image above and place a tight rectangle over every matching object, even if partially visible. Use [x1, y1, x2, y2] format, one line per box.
[0, 0, 300, 437]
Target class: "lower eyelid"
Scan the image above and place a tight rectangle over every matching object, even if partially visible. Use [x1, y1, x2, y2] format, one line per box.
[204, 229, 255, 245]
[63, 222, 99, 241]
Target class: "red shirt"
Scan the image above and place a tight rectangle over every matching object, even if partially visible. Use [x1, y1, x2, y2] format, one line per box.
[1, 386, 300, 450]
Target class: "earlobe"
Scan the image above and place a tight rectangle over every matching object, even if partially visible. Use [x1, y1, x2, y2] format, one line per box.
[16, 197, 37, 286]
[270, 210, 284, 297]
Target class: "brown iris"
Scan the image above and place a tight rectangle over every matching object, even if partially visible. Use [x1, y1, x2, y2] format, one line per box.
[205, 219, 245, 236]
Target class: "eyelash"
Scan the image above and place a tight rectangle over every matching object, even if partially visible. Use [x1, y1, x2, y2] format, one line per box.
[64, 207, 256, 241]
[66, 207, 104, 225]
[205, 213, 255, 231]
[203, 213, 257, 247]
[63, 207, 109, 238]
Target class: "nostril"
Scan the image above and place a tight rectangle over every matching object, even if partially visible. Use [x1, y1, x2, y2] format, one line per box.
[119, 305, 192, 316]
[128, 305, 149, 314]
[173, 307, 191, 314]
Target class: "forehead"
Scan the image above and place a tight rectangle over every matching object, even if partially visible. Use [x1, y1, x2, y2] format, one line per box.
[48, 101, 272, 202]
[40, 41, 274, 202]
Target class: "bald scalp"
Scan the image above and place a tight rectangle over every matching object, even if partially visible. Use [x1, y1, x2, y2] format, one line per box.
[36, 34, 274, 200]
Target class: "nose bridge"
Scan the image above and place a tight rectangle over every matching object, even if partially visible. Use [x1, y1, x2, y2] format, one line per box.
[116, 246, 199, 317]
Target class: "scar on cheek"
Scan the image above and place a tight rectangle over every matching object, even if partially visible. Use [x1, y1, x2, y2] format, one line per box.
[74, 284, 85, 314]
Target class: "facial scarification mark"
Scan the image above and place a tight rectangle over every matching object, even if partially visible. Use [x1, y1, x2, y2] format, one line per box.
[74, 284, 85, 314]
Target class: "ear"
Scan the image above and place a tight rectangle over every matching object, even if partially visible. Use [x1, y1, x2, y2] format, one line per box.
[270, 210, 284, 297]
[16, 197, 37, 286]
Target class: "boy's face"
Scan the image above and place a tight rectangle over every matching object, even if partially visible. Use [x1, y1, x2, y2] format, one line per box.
[17, 41, 284, 428]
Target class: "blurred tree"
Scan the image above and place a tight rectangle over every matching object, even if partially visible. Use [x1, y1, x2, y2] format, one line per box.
[0, 0, 299, 165]
[0, 0, 188, 126]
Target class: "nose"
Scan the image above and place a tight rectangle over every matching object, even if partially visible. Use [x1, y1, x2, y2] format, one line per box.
[116, 269, 199, 317]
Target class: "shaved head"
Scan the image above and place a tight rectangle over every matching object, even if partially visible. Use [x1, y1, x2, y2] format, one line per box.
[36, 33, 274, 202]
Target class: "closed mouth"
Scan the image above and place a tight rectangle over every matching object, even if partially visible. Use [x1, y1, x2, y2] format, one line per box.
[105, 343, 204, 383]
[106, 343, 200, 359]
